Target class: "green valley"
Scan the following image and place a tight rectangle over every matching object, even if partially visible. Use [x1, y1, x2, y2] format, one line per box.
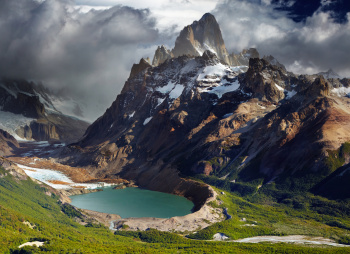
[1, 165, 350, 253]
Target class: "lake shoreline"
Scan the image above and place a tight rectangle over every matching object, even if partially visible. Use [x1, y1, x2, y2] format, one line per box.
[111, 185, 224, 232]
[58, 184, 223, 232]
[70, 186, 194, 219]
[9, 156, 224, 232]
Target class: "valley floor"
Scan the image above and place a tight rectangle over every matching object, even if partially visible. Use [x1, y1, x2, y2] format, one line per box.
[1, 141, 350, 253]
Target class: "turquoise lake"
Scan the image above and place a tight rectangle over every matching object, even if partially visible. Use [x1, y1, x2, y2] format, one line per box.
[70, 187, 194, 218]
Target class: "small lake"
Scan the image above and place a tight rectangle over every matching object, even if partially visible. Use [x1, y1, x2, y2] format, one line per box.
[70, 187, 194, 218]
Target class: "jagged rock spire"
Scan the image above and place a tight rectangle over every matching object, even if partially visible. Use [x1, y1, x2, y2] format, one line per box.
[152, 45, 174, 66]
[129, 58, 152, 79]
[171, 13, 230, 64]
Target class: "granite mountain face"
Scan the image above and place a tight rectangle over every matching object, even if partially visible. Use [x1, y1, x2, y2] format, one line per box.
[172, 13, 230, 64]
[61, 13, 350, 198]
[152, 13, 258, 68]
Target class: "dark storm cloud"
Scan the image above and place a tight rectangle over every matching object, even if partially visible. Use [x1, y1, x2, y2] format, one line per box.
[213, 0, 350, 77]
[0, 0, 159, 121]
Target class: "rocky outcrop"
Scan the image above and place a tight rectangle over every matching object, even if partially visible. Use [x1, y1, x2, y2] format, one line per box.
[0, 129, 19, 156]
[0, 89, 45, 118]
[0, 78, 89, 142]
[240, 58, 292, 103]
[24, 121, 59, 141]
[172, 13, 230, 64]
[0, 156, 27, 180]
[129, 58, 152, 79]
[301, 76, 330, 98]
[152, 45, 174, 66]
[229, 48, 260, 66]
[14, 113, 89, 142]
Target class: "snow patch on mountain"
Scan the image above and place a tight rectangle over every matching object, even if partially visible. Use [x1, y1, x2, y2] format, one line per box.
[169, 84, 185, 99]
[286, 90, 297, 99]
[156, 98, 165, 108]
[143, 117, 153, 125]
[196, 63, 245, 98]
[0, 111, 34, 139]
[129, 111, 135, 118]
[223, 113, 233, 118]
[275, 83, 284, 91]
[156, 81, 175, 94]
[200, 80, 240, 99]
[197, 63, 230, 81]
[17, 164, 115, 190]
[331, 87, 350, 97]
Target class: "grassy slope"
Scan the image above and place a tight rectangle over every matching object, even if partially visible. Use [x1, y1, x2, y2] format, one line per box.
[188, 186, 350, 242]
[1, 166, 349, 253]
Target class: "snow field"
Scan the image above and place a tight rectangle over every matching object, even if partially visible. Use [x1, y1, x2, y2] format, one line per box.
[17, 164, 114, 190]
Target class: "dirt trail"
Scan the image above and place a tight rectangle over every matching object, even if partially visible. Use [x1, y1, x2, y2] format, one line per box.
[232, 235, 349, 247]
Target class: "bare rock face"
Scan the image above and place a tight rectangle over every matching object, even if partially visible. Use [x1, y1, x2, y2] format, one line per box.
[229, 48, 260, 66]
[172, 13, 230, 64]
[0, 129, 19, 156]
[0, 79, 89, 142]
[129, 58, 152, 79]
[152, 45, 174, 66]
[302, 76, 330, 98]
[0, 89, 45, 118]
[241, 58, 288, 103]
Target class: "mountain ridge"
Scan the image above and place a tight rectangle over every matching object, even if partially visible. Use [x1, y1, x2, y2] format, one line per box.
[57, 13, 350, 201]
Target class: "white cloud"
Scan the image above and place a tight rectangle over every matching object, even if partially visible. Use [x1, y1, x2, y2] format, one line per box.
[2, 0, 350, 123]
[74, 0, 219, 34]
[0, 0, 159, 121]
[213, 0, 350, 77]
[1, 0, 221, 121]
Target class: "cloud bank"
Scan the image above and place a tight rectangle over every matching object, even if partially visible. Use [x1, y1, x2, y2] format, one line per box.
[1, 0, 350, 121]
[213, 0, 350, 77]
[0, 0, 159, 121]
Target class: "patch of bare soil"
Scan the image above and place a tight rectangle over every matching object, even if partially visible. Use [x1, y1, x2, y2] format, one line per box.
[232, 235, 350, 247]
[80, 209, 121, 228]
[47, 180, 70, 185]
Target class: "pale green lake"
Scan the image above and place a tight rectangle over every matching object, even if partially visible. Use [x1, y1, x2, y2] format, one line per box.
[70, 187, 194, 218]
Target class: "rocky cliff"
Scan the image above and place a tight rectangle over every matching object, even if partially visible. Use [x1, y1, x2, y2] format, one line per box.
[0, 129, 19, 156]
[172, 13, 230, 64]
[152, 45, 174, 66]
[0, 79, 89, 142]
